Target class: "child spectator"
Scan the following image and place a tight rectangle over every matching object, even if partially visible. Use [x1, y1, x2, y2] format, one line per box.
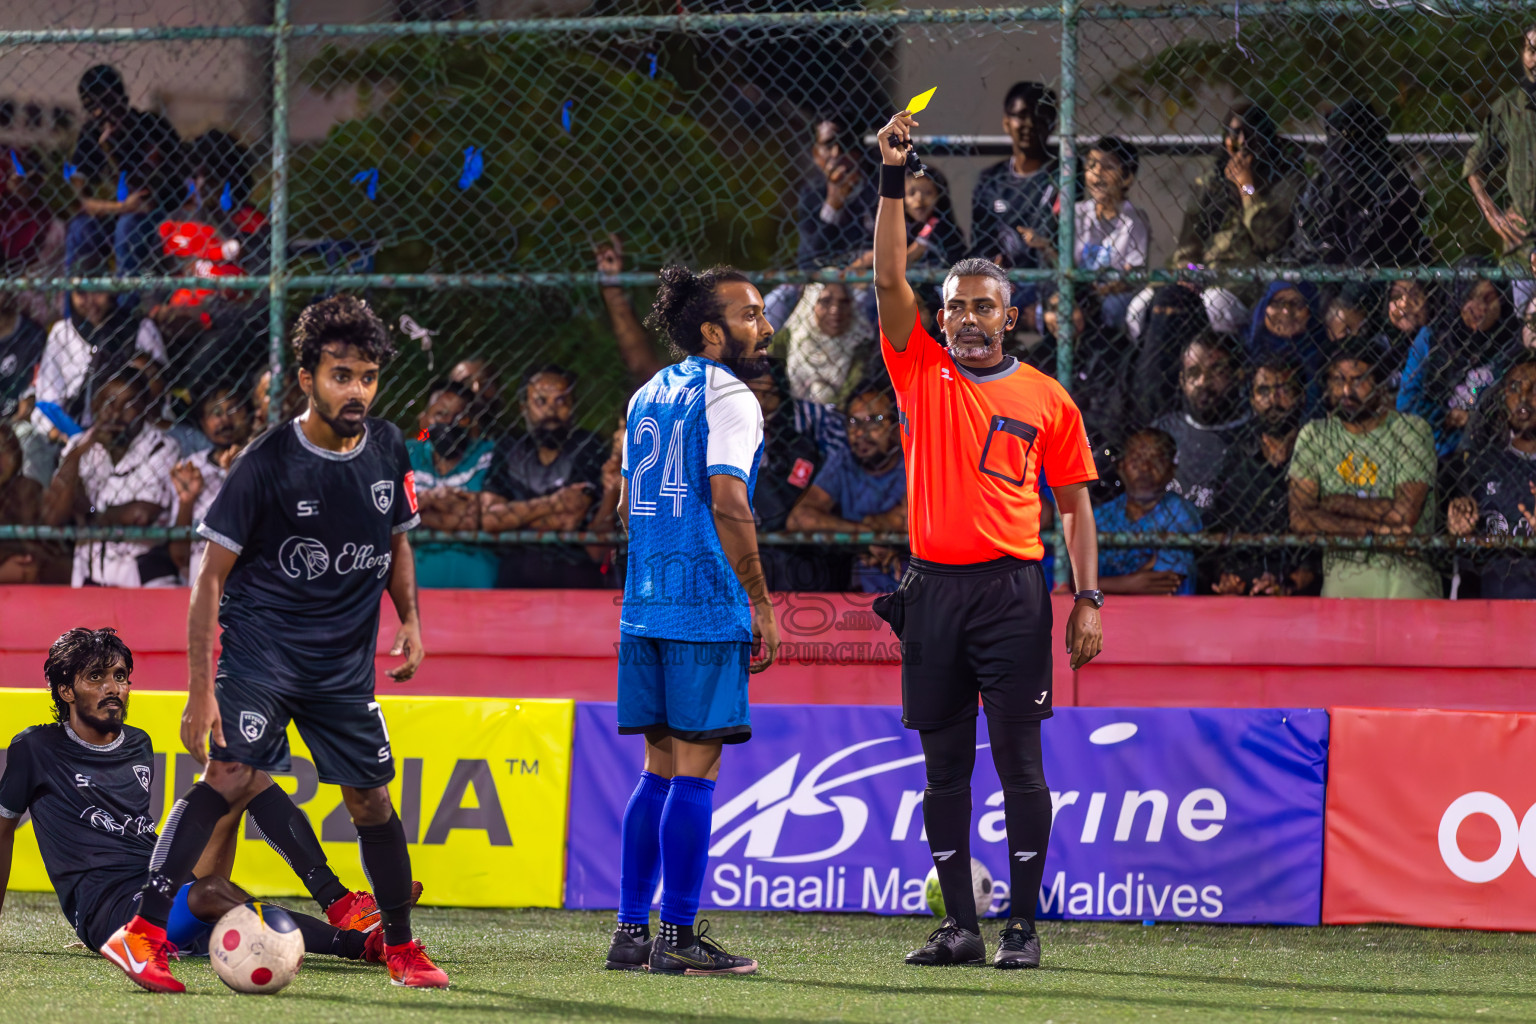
[168, 383, 252, 583]
[1022, 137, 1149, 331]
[1097, 427, 1202, 595]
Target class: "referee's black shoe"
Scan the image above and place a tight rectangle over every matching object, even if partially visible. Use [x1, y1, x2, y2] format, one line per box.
[905, 918, 985, 966]
[993, 920, 1041, 969]
[649, 921, 759, 975]
[604, 928, 653, 971]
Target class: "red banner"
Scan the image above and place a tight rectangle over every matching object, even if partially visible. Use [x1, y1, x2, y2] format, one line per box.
[1324, 707, 1536, 930]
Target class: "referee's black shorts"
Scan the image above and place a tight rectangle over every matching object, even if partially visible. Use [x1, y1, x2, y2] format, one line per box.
[872, 555, 1053, 730]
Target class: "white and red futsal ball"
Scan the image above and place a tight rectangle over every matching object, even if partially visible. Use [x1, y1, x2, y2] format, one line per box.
[210, 900, 304, 994]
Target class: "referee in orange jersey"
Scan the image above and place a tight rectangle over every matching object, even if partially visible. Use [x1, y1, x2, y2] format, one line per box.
[869, 108, 1105, 970]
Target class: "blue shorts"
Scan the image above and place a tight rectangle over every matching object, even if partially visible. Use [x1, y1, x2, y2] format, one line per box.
[616, 632, 752, 744]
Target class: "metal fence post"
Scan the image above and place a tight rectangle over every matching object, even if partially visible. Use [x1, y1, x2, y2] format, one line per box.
[1053, 0, 1080, 580]
[266, 0, 291, 427]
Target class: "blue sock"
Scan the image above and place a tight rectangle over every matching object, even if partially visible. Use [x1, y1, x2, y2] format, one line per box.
[658, 775, 716, 930]
[618, 771, 670, 926]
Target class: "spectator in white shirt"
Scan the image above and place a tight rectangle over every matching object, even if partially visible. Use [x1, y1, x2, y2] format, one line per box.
[42, 366, 180, 587]
[29, 262, 165, 450]
[169, 382, 253, 583]
[1020, 136, 1150, 331]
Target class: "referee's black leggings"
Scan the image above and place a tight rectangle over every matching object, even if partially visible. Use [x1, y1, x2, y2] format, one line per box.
[919, 715, 1050, 933]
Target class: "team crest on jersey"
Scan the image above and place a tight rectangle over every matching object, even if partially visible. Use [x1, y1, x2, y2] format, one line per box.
[240, 711, 268, 742]
[133, 764, 151, 791]
[371, 480, 395, 514]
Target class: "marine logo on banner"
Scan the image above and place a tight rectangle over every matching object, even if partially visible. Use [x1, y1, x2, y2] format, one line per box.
[566, 705, 1329, 925]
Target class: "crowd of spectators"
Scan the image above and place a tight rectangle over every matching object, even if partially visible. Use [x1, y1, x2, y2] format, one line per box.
[4, 49, 1536, 599]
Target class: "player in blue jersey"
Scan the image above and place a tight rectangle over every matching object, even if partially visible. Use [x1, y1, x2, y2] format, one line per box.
[100, 295, 448, 991]
[604, 265, 780, 976]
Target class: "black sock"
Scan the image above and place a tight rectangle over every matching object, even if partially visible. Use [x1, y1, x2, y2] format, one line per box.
[658, 920, 693, 948]
[617, 920, 650, 941]
[140, 782, 229, 927]
[290, 909, 367, 960]
[987, 716, 1051, 929]
[919, 720, 979, 935]
[356, 812, 414, 946]
[246, 785, 349, 911]
[1000, 789, 1051, 928]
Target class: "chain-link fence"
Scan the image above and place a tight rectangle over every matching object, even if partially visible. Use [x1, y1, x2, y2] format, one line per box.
[2, 1, 1535, 596]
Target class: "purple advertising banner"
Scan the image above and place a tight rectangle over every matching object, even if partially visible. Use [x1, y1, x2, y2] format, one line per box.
[565, 704, 1328, 925]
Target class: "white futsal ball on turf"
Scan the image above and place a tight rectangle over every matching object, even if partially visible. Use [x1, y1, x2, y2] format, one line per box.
[210, 900, 305, 994]
[924, 859, 994, 919]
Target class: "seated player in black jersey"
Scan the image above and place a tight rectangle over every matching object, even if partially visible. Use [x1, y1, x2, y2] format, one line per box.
[0, 627, 398, 970]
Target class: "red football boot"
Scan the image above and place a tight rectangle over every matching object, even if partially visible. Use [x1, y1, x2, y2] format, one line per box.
[360, 881, 427, 964]
[385, 940, 450, 988]
[99, 916, 184, 993]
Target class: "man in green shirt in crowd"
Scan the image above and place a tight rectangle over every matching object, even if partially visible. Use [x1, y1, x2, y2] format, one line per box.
[1466, 24, 1536, 274]
[1289, 345, 1440, 599]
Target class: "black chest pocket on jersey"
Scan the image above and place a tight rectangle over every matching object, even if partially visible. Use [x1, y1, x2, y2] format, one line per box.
[978, 415, 1038, 486]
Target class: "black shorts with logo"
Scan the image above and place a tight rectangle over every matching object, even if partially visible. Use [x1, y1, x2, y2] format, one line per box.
[208, 675, 394, 788]
[872, 555, 1053, 730]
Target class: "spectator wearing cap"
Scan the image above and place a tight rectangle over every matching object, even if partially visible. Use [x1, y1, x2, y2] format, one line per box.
[42, 366, 181, 587]
[1209, 357, 1321, 596]
[1446, 354, 1536, 598]
[1021, 137, 1150, 332]
[407, 378, 499, 589]
[787, 384, 907, 592]
[167, 383, 252, 584]
[1097, 427, 1202, 596]
[64, 65, 185, 304]
[1289, 344, 1439, 598]
[481, 364, 608, 588]
[971, 82, 1059, 288]
[796, 115, 878, 271]
[1151, 332, 1251, 514]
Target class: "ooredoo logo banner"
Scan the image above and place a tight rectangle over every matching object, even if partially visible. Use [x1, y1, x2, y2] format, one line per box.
[1324, 707, 1536, 930]
[565, 703, 1328, 924]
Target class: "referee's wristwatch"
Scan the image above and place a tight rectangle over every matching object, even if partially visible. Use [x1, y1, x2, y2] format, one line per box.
[1073, 589, 1105, 609]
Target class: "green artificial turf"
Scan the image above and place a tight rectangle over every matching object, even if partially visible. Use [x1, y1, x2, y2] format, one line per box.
[1, 892, 1532, 1023]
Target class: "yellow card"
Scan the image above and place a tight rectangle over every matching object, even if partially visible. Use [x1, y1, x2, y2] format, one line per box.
[905, 87, 937, 114]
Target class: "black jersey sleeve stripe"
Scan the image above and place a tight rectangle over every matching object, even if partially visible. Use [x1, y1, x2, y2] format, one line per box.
[0, 801, 21, 819]
[391, 513, 421, 535]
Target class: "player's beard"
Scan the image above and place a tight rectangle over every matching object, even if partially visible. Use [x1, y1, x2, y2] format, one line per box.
[311, 391, 370, 438]
[76, 696, 126, 736]
[947, 324, 1003, 362]
[722, 325, 771, 379]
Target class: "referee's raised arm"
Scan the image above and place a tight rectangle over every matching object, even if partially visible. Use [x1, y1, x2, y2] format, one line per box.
[873, 110, 919, 347]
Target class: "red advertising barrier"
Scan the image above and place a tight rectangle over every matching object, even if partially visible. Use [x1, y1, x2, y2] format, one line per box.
[0, 587, 1530, 709]
[1323, 707, 1536, 930]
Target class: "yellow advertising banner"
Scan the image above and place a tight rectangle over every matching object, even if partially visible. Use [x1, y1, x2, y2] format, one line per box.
[0, 690, 573, 908]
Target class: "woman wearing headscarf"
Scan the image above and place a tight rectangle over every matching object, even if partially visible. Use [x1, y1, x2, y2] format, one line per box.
[1288, 99, 1429, 267]
[1248, 281, 1328, 372]
[776, 281, 878, 405]
[1130, 283, 1210, 425]
[1404, 259, 1522, 457]
[1387, 278, 1438, 405]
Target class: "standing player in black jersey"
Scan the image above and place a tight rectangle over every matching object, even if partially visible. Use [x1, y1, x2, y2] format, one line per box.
[1, 628, 380, 980]
[101, 295, 450, 991]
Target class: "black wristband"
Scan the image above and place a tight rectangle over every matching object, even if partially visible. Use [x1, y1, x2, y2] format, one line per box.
[879, 163, 906, 200]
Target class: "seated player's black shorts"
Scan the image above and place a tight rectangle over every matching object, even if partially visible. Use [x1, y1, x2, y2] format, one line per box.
[873, 555, 1053, 730]
[209, 674, 394, 788]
